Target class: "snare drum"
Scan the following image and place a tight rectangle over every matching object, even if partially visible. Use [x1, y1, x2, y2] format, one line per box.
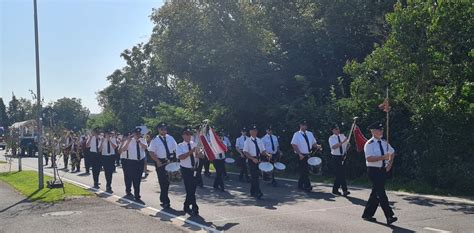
[307, 156, 322, 175]
[258, 162, 274, 183]
[165, 162, 182, 182]
[273, 162, 286, 173]
[224, 157, 235, 164]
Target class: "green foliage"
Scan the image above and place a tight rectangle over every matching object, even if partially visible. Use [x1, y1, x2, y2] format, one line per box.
[342, 0, 474, 193]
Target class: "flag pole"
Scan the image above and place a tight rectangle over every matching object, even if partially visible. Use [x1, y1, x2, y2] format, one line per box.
[385, 87, 389, 144]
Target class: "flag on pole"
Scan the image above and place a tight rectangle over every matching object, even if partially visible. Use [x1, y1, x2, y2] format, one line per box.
[199, 126, 227, 161]
[378, 98, 391, 112]
[353, 125, 368, 152]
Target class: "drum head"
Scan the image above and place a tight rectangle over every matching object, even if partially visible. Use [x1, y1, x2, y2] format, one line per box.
[165, 162, 180, 172]
[225, 158, 235, 164]
[258, 162, 274, 172]
[307, 157, 322, 166]
[274, 162, 286, 171]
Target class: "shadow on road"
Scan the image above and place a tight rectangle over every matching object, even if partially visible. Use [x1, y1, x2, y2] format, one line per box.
[402, 195, 474, 214]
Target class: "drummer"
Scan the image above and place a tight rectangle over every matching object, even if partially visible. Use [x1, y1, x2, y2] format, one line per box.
[290, 119, 321, 192]
[261, 126, 279, 186]
[176, 126, 199, 216]
[243, 124, 269, 199]
[149, 122, 177, 209]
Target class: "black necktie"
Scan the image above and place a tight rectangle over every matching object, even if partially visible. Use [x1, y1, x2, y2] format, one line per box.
[337, 135, 343, 155]
[378, 141, 385, 168]
[95, 137, 99, 153]
[252, 139, 260, 158]
[159, 136, 171, 159]
[188, 143, 195, 167]
[136, 140, 141, 160]
[270, 135, 275, 152]
[107, 141, 111, 154]
[302, 132, 311, 153]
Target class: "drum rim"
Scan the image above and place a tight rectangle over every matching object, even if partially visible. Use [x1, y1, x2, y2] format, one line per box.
[258, 162, 274, 172]
[274, 162, 286, 170]
[308, 156, 323, 166]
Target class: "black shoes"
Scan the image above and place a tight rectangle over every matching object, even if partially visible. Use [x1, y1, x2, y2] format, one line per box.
[363, 217, 377, 222]
[134, 197, 144, 204]
[332, 190, 342, 195]
[93, 184, 100, 189]
[106, 188, 113, 194]
[343, 191, 351, 196]
[387, 216, 398, 225]
[160, 203, 171, 209]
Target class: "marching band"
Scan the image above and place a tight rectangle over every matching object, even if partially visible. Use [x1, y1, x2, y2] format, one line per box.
[38, 119, 398, 225]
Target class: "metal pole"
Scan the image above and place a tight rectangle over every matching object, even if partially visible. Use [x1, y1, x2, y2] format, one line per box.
[34, 0, 44, 189]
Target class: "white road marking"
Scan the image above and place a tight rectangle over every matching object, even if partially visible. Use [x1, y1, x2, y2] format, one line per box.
[19, 162, 221, 233]
[423, 227, 452, 233]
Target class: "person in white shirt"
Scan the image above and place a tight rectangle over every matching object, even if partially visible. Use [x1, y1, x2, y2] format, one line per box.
[177, 126, 200, 216]
[290, 119, 321, 192]
[120, 128, 147, 203]
[148, 122, 177, 209]
[362, 121, 397, 225]
[243, 124, 270, 199]
[86, 128, 103, 189]
[235, 127, 250, 182]
[191, 126, 204, 188]
[328, 124, 350, 196]
[261, 126, 280, 186]
[99, 129, 118, 193]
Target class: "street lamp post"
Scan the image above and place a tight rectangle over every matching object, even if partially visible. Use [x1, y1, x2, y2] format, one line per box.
[33, 0, 44, 189]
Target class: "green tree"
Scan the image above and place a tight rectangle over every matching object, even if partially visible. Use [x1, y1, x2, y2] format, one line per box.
[0, 98, 8, 127]
[51, 97, 90, 131]
[343, 0, 474, 193]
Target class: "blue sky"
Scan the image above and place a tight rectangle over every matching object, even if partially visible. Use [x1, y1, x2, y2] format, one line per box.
[1, 0, 163, 113]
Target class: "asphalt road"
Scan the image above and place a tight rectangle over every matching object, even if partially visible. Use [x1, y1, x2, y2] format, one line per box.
[1, 152, 473, 233]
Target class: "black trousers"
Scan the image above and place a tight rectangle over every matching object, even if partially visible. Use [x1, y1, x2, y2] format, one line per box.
[102, 155, 115, 189]
[362, 167, 395, 219]
[122, 159, 130, 193]
[248, 160, 262, 196]
[124, 159, 145, 198]
[203, 157, 210, 175]
[155, 161, 170, 205]
[332, 155, 347, 192]
[90, 152, 102, 185]
[298, 156, 311, 189]
[239, 156, 249, 180]
[63, 152, 69, 168]
[84, 149, 92, 173]
[212, 159, 225, 189]
[181, 167, 198, 210]
[196, 158, 205, 186]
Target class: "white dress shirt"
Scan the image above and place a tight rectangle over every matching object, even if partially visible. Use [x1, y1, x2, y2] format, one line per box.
[101, 137, 117, 156]
[148, 134, 177, 159]
[262, 134, 279, 154]
[235, 135, 247, 150]
[87, 136, 102, 153]
[222, 136, 232, 150]
[243, 136, 265, 157]
[328, 133, 348, 156]
[177, 141, 198, 168]
[364, 137, 395, 168]
[290, 130, 317, 154]
[126, 137, 147, 160]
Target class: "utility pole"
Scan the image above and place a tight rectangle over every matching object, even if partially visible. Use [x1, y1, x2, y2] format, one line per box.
[33, 0, 44, 189]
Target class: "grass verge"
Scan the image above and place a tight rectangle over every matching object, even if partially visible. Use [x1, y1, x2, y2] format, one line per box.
[0, 170, 92, 202]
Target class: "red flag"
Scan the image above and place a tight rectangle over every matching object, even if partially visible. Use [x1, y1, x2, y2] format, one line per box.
[200, 135, 216, 161]
[210, 127, 228, 153]
[378, 99, 391, 112]
[354, 125, 368, 152]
